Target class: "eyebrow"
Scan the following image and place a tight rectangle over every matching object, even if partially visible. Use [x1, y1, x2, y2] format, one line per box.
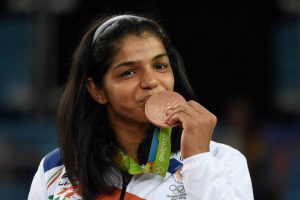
[113, 53, 168, 70]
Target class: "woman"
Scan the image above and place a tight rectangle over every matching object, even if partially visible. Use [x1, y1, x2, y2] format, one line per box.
[28, 14, 254, 200]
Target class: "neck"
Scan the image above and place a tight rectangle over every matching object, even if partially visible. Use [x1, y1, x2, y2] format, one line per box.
[109, 115, 150, 162]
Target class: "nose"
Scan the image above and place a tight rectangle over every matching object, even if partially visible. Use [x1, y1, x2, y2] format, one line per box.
[140, 69, 159, 90]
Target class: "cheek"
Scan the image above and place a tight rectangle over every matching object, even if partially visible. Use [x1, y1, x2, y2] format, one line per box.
[170, 76, 175, 90]
[105, 82, 136, 106]
[162, 73, 175, 90]
[108, 87, 130, 103]
[103, 76, 128, 100]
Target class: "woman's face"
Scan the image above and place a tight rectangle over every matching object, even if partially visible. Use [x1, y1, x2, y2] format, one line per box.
[100, 32, 174, 125]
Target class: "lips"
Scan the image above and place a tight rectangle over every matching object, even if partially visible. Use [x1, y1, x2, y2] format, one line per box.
[140, 91, 166, 104]
[141, 95, 152, 104]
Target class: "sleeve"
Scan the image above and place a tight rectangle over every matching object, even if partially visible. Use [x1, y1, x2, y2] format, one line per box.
[28, 158, 48, 200]
[181, 148, 254, 200]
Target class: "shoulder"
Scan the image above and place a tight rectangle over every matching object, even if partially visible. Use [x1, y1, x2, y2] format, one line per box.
[210, 140, 247, 162]
[28, 148, 64, 199]
[174, 141, 246, 160]
[43, 148, 63, 173]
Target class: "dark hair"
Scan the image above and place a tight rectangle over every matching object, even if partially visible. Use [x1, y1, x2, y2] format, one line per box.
[58, 14, 196, 199]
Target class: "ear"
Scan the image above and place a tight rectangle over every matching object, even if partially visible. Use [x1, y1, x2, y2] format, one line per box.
[86, 78, 108, 104]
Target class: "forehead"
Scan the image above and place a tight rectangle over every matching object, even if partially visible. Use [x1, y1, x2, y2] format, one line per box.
[112, 32, 166, 60]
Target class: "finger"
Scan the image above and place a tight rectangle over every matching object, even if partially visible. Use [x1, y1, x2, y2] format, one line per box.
[167, 101, 217, 130]
[165, 111, 190, 128]
[165, 104, 195, 121]
[187, 101, 217, 121]
[186, 100, 209, 114]
[188, 101, 218, 129]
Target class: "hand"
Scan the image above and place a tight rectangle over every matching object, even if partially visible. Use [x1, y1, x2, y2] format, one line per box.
[165, 101, 217, 159]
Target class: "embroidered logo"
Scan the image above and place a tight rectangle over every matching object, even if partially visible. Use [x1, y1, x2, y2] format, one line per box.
[167, 167, 186, 199]
[166, 183, 186, 199]
[169, 185, 185, 195]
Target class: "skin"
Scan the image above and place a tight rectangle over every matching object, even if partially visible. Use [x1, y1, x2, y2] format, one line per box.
[87, 32, 217, 161]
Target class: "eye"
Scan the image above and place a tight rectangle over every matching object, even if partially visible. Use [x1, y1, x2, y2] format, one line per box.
[154, 63, 168, 71]
[120, 70, 136, 78]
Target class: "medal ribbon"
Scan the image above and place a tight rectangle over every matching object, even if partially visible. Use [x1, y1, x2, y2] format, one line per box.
[115, 128, 172, 177]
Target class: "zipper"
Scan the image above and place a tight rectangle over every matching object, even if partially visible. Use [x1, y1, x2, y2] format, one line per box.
[119, 173, 132, 200]
[119, 182, 127, 200]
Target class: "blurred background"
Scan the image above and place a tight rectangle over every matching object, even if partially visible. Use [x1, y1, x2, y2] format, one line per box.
[0, 0, 299, 199]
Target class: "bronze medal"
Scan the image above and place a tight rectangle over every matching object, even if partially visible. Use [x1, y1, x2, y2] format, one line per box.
[145, 91, 186, 128]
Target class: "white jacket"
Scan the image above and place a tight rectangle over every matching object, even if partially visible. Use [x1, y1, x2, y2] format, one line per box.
[28, 141, 254, 200]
